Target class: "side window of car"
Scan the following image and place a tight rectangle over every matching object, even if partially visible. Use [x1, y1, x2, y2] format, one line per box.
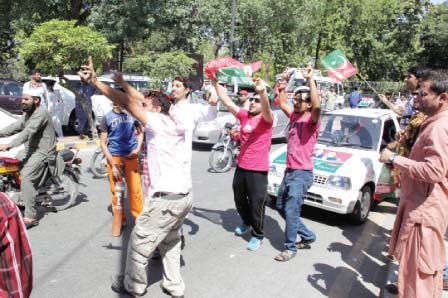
[7, 83, 21, 95]
[381, 119, 396, 149]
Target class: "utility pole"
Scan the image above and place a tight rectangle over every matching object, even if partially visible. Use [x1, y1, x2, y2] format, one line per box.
[230, 0, 236, 58]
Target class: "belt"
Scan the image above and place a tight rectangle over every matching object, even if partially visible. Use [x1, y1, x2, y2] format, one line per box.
[152, 192, 189, 200]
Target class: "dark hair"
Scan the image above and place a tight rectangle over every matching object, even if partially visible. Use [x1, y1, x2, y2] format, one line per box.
[385, 91, 392, 96]
[423, 71, 448, 95]
[173, 76, 192, 89]
[407, 66, 430, 80]
[30, 69, 41, 75]
[144, 90, 171, 115]
[353, 87, 358, 91]
[46, 80, 55, 87]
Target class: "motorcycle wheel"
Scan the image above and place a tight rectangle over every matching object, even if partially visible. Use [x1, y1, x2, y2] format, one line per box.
[209, 147, 233, 173]
[51, 169, 80, 211]
[90, 150, 108, 178]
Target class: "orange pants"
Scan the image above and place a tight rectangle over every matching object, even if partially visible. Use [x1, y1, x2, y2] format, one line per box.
[107, 156, 143, 219]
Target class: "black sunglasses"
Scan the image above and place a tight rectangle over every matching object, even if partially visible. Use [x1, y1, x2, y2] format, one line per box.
[249, 97, 260, 103]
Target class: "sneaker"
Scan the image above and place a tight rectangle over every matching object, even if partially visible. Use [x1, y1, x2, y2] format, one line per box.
[111, 275, 146, 297]
[247, 237, 262, 251]
[234, 224, 250, 236]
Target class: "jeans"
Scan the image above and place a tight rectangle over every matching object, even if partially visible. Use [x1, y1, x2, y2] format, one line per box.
[276, 169, 315, 252]
[232, 167, 268, 239]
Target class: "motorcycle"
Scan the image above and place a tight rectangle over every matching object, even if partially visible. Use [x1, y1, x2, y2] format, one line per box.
[90, 146, 108, 178]
[0, 148, 82, 211]
[209, 122, 241, 173]
[90, 146, 145, 178]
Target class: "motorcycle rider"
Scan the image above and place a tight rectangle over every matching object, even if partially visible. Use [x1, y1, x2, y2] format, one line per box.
[0, 91, 56, 228]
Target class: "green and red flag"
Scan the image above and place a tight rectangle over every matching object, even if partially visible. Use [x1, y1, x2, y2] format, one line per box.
[205, 57, 262, 87]
[321, 49, 358, 82]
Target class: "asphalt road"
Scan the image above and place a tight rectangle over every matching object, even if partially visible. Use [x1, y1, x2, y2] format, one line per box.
[28, 142, 398, 298]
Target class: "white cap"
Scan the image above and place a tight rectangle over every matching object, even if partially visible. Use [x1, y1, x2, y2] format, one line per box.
[293, 86, 310, 94]
[23, 89, 41, 99]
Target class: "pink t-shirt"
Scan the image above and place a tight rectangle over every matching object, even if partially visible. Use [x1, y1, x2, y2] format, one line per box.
[286, 113, 320, 170]
[236, 109, 273, 171]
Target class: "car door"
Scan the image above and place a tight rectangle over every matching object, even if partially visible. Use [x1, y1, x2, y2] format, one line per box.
[0, 81, 23, 115]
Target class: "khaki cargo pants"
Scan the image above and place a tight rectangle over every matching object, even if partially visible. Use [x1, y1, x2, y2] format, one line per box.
[124, 193, 192, 296]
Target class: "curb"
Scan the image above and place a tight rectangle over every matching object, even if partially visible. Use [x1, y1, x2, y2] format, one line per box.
[56, 138, 100, 151]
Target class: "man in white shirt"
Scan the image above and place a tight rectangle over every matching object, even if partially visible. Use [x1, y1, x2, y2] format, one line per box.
[22, 69, 49, 109]
[79, 57, 190, 298]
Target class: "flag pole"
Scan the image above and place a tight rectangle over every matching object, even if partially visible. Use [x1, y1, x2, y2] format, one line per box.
[356, 69, 401, 115]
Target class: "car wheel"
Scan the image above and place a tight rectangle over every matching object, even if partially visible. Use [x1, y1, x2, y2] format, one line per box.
[349, 186, 372, 225]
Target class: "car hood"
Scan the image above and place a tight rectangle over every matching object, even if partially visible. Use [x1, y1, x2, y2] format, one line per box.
[270, 143, 378, 177]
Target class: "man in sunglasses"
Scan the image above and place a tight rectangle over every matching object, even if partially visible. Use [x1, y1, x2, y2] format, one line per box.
[380, 72, 448, 298]
[212, 78, 273, 251]
[273, 66, 321, 262]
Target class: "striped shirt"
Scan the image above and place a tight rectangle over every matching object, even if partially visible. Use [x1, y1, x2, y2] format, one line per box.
[0, 192, 33, 298]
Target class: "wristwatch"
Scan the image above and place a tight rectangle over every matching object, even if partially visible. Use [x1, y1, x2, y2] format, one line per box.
[389, 153, 398, 164]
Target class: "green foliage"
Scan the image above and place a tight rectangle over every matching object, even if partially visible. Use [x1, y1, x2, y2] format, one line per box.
[19, 20, 114, 75]
[123, 50, 196, 86]
[419, 3, 448, 68]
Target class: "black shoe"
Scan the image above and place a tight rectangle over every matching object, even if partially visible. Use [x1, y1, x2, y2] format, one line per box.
[161, 285, 184, 298]
[296, 239, 315, 249]
[384, 282, 398, 295]
[111, 275, 146, 297]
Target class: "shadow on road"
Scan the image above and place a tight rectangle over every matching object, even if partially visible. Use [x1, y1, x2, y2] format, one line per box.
[192, 206, 284, 251]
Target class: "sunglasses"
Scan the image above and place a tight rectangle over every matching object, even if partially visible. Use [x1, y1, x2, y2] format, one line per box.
[249, 97, 260, 103]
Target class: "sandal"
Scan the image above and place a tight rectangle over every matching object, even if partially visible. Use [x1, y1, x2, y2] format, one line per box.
[296, 239, 315, 249]
[274, 250, 297, 262]
[23, 218, 39, 229]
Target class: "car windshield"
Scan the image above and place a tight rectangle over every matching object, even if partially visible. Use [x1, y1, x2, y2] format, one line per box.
[128, 80, 149, 91]
[318, 113, 381, 151]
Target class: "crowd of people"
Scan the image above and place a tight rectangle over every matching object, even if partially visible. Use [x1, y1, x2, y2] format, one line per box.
[0, 56, 447, 298]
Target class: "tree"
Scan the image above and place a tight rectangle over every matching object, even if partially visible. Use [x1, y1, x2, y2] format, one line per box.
[19, 20, 114, 139]
[419, 2, 448, 68]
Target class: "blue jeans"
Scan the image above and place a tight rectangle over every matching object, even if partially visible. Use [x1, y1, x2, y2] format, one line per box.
[276, 169, 315, 252]
[444, 263, 448, 281]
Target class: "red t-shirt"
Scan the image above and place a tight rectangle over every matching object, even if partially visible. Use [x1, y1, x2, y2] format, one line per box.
[236, 109, 273, 171]
[286, 113, 320, 170]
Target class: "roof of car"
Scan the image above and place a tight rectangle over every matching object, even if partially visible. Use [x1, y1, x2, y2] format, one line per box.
[42, 75, 115, 82]
[326, 108, 396, 119]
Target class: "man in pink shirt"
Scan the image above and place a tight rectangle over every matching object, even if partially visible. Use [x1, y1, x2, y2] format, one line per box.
[380, 73, 448, 298]
[212, 79, 273, 251]
[274, 66, 321, 262]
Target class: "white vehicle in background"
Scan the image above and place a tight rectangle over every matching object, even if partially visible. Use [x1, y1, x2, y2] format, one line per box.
[267, 108, 401, 224]
[275, 68, 345, 109]
[41, 75, 120, 131]
[100, 73, 151, 91]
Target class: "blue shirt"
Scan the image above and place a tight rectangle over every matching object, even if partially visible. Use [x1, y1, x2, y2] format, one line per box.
[348, 91, 362, 108]
[100, 110, 138, 156]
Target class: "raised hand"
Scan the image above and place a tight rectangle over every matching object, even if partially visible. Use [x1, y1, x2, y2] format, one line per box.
[302, 65, 314, 80]
[253, 78, 267, 94]
[112, 71, 124, 85]
[78, 56, 97, 84]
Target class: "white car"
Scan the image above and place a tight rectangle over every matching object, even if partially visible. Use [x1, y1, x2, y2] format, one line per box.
[42, 75, 120, 131]
[267, 108, 401, 224]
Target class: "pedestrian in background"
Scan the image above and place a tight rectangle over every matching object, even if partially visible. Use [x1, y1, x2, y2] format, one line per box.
[76, 81, 94, 140]
[274, 67, 321, 262]
[46, 80, 64, 140]
[213, 78, 273, 251]
[324, 85, 336, 110]
[348, 87, 362, 108]
[23, 69, 48, 109]
[99, 103, 144, 234]
[380, 72, 448, 298]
